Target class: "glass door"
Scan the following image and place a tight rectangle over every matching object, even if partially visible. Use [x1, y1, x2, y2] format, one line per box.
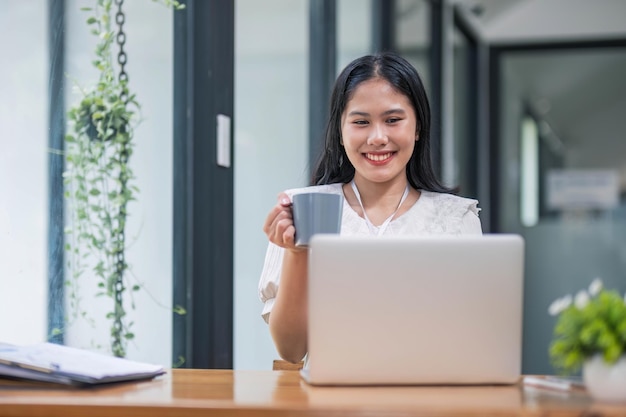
[494, 44, 626, 374]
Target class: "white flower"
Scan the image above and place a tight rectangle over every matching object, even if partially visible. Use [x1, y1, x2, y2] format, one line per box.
[548, 294, 572, 316]
[588, 278, 603, 297]
[548, 300, 560, 316]
[562, 294, 572, 308]
[574, 290, 590, 309]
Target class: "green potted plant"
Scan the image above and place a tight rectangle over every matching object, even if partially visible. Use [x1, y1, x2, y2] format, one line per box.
[549, 278, 626, 402]
[62, 0, 184, 358]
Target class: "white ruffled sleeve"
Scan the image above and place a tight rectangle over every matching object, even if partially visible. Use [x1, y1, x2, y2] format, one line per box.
[460, 203, 483, 235]
[258, 242, 285, 323]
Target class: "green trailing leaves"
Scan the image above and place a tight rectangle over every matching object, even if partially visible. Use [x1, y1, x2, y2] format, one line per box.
[64, 0, 186, 363]
[64, 0, 138, 359]
[173, 305, 187, 315]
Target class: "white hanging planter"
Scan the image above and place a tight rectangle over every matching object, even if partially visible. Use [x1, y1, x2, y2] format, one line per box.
[583, 355, 626, 403]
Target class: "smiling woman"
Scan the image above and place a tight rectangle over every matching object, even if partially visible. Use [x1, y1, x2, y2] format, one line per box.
[258, 52, 483, 364]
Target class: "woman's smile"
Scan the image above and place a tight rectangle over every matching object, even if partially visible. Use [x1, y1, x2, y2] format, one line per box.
[364, 151, 395, 164]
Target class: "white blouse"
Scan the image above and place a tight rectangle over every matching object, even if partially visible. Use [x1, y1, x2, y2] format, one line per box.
[258, 183, 482, 323]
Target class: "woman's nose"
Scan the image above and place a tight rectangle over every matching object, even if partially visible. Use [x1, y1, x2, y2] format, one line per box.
[367, 124, 388, 146]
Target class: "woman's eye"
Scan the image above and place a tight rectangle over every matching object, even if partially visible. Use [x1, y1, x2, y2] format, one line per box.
[387, 118, 401, 124]
[353, 120, 368, 125]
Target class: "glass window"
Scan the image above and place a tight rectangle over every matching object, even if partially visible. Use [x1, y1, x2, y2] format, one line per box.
[337, 0, 372, 70]
[234, 0, 309, 370]
[395, 0, 432, 92]
[0, 1, 175, 365]
[498, 47, 626, 374]
[62, 0, 174, 365]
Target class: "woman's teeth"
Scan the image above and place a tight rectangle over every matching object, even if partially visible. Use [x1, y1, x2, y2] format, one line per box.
[366, 153, 392, 161]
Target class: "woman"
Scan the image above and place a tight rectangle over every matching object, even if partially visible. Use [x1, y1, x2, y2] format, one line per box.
[259, 52, 482, 363]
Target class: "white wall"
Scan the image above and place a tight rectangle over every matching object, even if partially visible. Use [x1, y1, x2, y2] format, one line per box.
[0, 2, 48, 345]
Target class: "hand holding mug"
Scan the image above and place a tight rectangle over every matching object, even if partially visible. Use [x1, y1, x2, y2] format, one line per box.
[263, 192, 300, 251]
[264, 191, 343, 250]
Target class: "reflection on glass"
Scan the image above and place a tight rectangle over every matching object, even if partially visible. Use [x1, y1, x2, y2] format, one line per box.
[395, 0, 431, 89]
[520, 116, 539, 227]
[452, 25, 472, 194]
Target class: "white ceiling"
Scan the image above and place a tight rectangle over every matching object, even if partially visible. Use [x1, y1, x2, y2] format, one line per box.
[454, 0, 626, 44]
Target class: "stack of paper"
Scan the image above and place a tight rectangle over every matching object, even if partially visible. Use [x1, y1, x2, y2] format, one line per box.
[0, 342, 165, 387]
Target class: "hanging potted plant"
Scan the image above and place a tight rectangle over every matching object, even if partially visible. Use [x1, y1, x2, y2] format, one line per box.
[62, 0, 184, 358]
[549, 278, 626, 402]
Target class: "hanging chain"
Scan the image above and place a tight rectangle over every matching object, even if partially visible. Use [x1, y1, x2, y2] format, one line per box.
[115, 0, 129, 101]
[113, 0, 129, 357]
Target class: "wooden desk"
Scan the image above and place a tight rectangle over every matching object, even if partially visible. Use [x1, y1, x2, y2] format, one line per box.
[0, 369, 624, 417]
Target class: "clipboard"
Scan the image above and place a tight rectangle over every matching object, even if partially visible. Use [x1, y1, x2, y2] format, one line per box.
[0, 342, 164, 387]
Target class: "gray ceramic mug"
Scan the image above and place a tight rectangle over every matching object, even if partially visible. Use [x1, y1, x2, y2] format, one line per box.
[292, 192, 343, 247]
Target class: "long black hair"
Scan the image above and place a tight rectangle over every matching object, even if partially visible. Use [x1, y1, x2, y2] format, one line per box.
[311, 52, 453, 193]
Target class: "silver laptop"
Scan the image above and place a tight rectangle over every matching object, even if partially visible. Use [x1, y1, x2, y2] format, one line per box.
[302, 234, 524, 386]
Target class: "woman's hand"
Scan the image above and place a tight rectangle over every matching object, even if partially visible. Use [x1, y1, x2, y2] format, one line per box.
[263, 192, 303, 252]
